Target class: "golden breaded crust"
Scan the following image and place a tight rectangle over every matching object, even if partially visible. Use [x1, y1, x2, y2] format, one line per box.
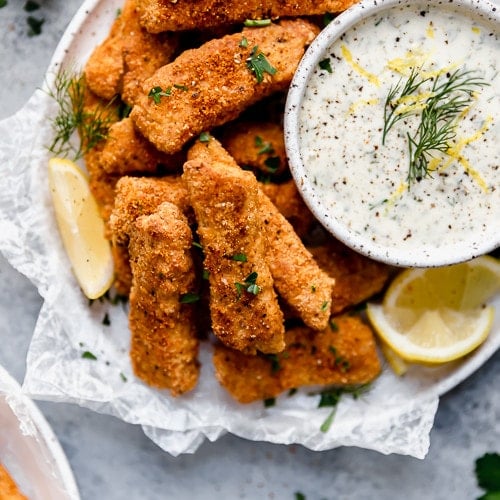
[128, 202, 199, 395]
[258, 190, 334, 330]
[220, 121, 288, 177]
[131, 19, 319, 154]
[213, 315, 381, 403]
[99, 118, 184, 176]
[109, 175, 191, 295]
[0, 464, 28, 500]
[183, 159, 285, 355]
[188, 137, 334, 330]
[259, 179, 316, 238]
[85, 146, 119, 232]
[84, 0, 178, 103]
[136, 0, 358, 33]
[309, 239, 391, 314]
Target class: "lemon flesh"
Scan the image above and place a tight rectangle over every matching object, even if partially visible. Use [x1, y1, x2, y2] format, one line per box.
[367, 257, 499, 364]
[48, 157, 114, 299]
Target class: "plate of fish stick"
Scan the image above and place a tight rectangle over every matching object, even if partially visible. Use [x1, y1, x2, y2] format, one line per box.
[1, 0, 498, 458]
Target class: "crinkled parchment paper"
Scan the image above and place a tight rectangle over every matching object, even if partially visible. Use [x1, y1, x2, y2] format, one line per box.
[0, 0, 499, 458]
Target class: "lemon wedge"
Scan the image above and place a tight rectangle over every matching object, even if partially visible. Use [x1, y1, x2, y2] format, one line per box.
[367, 256, 499, 364]
[48, 157, 114, 299]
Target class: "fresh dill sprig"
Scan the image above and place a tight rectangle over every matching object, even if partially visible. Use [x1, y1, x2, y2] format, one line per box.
[382, 67, 489, 186]
[47, 68, 116, 160]
[382, 66, 431, 144]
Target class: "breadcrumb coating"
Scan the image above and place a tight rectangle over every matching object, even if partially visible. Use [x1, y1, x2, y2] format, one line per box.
[188, 137, 334, 330]
[220, 121, 288, 177]
[109, 175, 191, 295]
[128, 202, 199, 395]
[183, 159, 285, 355]
[213, 315, 381, 403]
[136, 0, 359, 33]
[84, 0, 178, 103]
[131, 19, 319, 154]
[309, 239, 392, 314]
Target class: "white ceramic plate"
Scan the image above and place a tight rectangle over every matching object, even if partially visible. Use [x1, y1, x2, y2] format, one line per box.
[0, 364, 79, 500]
[0, 0, 498, 459]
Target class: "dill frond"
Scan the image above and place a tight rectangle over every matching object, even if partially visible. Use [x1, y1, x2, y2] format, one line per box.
[47, 68, 117, 160]
[381, 67, 489, 187]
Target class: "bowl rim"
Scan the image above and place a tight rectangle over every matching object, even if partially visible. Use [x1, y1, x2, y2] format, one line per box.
[284, 0, 500, 267]
[0, 364, 80, 500]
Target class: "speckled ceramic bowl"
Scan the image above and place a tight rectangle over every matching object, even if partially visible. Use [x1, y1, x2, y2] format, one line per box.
[0, 364, 79, 500]
[285, 0, 500, 267]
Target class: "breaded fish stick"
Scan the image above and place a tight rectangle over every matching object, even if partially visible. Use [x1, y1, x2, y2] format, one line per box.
[99, 118, 184, 176]
[220, 121, 288, 177]
[128, 202, 199, 395]
[183, 159, 285, 355]
[258, 190, 334, 330]
[131, 19, 319, 154]
[309, 239, 391, 314]
[188, 137, 334, 330]
[213, 315, 381, 403]
[136, 0, 358, 33]
[109, 176, 191, 295]
[259, 179, 316, 239]
[85, 0, 178, 104]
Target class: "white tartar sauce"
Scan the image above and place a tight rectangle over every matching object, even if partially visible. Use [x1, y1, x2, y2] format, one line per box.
[298, 2, 499, 265]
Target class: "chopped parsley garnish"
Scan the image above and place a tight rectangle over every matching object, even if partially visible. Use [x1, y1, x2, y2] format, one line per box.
[329, 346, 351, 372]
[319, 58, 333, 73]
[148, 85, 171, 104]
[323, 13, 334, 26]
[232, 253, 247, 262]
[199, 131, 211, 143]
[329, 319, 339, 332]
[118, 102, 132, 119]
[120, 372, 128, 382]
[295, 493, 306, 500]
[239, 36, 248, 48]
[192, 241, 203, 249]
[24, 1, 39, 11]
[265, 354, 281, 374]
[264, 156, 280, 173]
[235, 271, 261, 298]
[246, 46, 277, 83]
[254, 135, 274, 155]
[321, 301, 329, 312]
[475, 453, 500, 497]
[202, 269, 210, 280]
[27, 15, 44, 36]
[318, 387, 343, 408]
[244, 19, 271, 27]
[263, 397, 276, 407]
[102, 313, 111, 326]
[180, 292, 200, 304]
[82, 351, 97, 360]
[0, 0, 7, 8]
[317, 385, 370, 432]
